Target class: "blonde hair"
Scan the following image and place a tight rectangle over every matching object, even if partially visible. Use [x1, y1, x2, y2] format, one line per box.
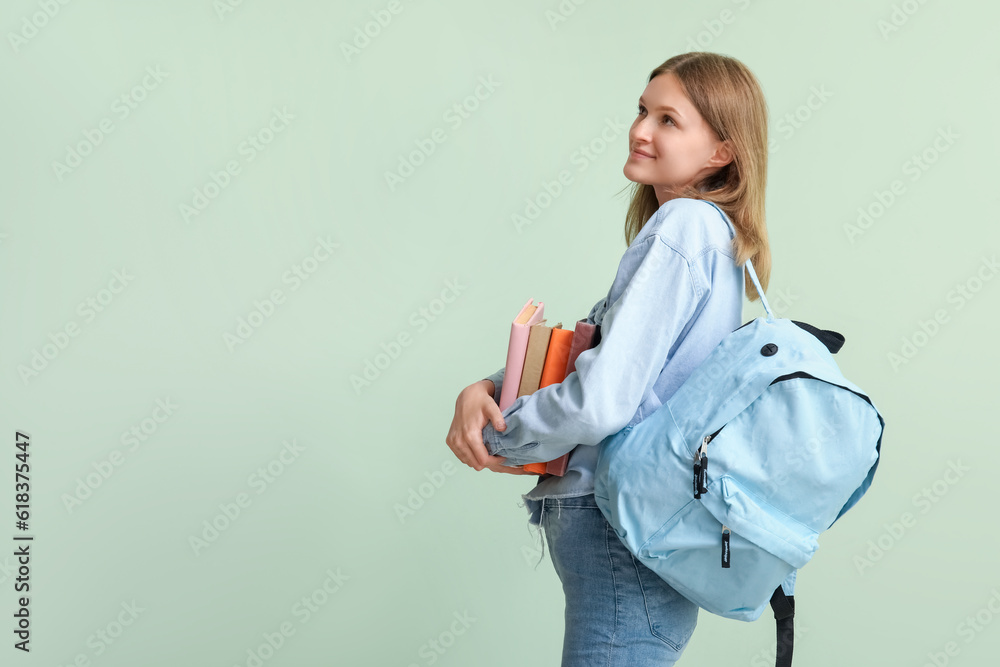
[617, 51, 771, 302]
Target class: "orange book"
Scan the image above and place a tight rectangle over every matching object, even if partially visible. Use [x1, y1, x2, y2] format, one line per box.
[539, 327, 574, 387]
[554, 320, 601, 473]
[524, 319, 601, 475]
[522, 326, 574, 475]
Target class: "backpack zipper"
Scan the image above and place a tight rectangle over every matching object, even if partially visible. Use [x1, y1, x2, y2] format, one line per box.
[692, 427, 722, 499]
[692, 428, 730, 566]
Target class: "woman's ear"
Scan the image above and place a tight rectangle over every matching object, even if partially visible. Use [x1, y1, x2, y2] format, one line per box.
[710, 140, 734, 168]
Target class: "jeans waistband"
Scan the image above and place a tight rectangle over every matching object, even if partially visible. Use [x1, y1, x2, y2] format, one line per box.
[540, 493, 598, 509]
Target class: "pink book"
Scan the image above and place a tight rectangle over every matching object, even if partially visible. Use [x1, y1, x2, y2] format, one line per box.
[499, 298, 545, 411]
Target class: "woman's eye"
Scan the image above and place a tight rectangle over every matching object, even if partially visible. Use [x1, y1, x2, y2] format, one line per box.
[636, 105, 673, 125]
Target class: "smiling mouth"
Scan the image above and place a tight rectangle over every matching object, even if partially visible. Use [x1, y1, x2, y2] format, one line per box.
[631, 148, 654, 158]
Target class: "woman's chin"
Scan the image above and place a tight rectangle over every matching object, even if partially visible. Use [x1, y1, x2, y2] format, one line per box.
[622, 164, 645, 183]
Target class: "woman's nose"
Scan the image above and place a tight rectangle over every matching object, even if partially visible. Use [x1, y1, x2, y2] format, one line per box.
[629, 120, 650, 143]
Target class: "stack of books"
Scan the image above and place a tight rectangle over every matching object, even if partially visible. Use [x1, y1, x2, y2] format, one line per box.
[497, 298, 601, 476]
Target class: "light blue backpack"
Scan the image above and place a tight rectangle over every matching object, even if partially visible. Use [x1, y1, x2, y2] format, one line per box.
[593, 258, 885, 667]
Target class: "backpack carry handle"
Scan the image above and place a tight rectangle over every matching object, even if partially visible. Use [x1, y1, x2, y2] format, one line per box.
[744, 258, 774, 321]
[790, 321, 845, 354]
[746, 259, 847, 355]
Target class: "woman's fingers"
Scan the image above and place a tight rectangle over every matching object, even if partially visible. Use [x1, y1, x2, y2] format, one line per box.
[465, 427, 493, 469]
[487, 402, 506, 432]
[445, 384, 516, 472]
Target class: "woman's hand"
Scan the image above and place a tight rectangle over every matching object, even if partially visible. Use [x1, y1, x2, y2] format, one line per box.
[446, 380, 534, 475]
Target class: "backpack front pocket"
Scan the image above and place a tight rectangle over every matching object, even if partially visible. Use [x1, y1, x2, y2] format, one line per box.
[635, 474, 819, 621]
[698, 474, 819, 569]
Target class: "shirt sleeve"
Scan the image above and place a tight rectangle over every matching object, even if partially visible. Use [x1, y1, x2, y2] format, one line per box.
[583, 295, 605, 326]
[482, 234, 703, 466]
[481, 367, 505, 405]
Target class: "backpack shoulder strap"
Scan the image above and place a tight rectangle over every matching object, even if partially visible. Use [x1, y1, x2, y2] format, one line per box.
[770, 586, 795, 667]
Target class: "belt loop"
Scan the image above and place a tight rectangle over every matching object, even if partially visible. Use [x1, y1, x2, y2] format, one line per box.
[537, 498, 547, 566]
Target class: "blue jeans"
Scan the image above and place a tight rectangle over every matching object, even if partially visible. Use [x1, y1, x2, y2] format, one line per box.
[539, 493, 699, 666]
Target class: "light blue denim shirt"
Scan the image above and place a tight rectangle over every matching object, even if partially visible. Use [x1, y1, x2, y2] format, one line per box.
[481, 197, 746, 526]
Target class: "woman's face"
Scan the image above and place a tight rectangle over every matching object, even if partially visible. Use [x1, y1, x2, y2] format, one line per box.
[623, 72, 733, 207]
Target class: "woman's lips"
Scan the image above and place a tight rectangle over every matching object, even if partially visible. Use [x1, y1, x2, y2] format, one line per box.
[630, 149, 653, 159]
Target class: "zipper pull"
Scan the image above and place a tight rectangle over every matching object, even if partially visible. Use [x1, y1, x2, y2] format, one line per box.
[692, 456, 702, 499]
[721, 525, 731, 568]
[697, 436, 709, 496]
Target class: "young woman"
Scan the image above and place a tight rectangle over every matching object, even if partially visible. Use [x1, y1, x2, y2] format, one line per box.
[446, 51, 772, 665]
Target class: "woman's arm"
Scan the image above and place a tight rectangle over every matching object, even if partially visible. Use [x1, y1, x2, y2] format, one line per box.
[482, 233, 704, 467]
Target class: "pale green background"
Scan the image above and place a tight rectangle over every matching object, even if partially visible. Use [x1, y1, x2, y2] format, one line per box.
[1, 0, 997, 665]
